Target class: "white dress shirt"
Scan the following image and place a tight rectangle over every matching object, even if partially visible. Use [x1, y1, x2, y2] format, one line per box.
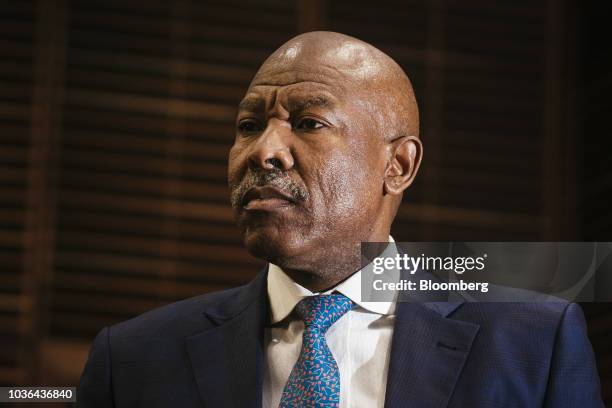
[263, 238, 398, 408]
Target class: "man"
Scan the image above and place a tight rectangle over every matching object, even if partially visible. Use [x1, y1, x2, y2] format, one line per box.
[77, 32, 603, 407]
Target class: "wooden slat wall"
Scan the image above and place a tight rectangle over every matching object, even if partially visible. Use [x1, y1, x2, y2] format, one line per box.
[0, 0, 37, 386]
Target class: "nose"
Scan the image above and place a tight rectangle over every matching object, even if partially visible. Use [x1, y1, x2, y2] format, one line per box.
[247, 118, 294, 171]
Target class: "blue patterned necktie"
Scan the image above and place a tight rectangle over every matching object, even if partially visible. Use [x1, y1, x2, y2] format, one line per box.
[279, 293, 353, 408]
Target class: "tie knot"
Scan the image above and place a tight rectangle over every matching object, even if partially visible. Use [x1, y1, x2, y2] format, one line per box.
[295, 294, 353, 332]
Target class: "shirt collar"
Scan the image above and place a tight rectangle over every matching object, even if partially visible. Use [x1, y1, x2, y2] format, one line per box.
[267, 236, 398, 324]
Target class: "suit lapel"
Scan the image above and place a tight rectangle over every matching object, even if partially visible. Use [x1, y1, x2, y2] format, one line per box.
[185, 267, 268, 408]
[384, 301, 479, 408]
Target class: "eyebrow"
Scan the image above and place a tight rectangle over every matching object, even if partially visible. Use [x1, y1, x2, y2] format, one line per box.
[238, 97, 264, 112]
[287, 95, 336, 112]
[237, 94, 337, 114]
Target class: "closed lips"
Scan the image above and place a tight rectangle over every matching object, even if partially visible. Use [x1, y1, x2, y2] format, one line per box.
[241, 186, 296, 209]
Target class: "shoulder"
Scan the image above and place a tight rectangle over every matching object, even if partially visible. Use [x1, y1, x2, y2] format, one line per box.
[97, 267, 268, 357]
[108, 283, 251, 340]
[450, 302, 602, 405]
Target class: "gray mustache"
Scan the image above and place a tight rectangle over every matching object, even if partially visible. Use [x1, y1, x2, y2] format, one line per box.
[230, 170, 308, 208]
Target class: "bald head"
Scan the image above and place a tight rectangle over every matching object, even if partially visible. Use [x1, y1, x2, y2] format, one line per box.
[252, 31, 419, 140]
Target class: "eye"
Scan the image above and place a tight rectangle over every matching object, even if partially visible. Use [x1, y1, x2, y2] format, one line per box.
[237, 120, 263, 133]
[295, 118, 325, 130]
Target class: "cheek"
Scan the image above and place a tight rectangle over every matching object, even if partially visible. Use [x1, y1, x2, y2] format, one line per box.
[311, 142, 382, 220]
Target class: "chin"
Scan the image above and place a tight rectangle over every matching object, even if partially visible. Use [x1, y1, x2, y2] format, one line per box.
[244, 226, 286, 258]
[243, 226, 305, 267]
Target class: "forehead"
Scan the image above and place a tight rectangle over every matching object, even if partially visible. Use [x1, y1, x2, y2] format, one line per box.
[240, 63, 361, 111]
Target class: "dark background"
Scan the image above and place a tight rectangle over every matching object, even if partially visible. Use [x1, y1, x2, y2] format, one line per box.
[0, 0, 610, 405]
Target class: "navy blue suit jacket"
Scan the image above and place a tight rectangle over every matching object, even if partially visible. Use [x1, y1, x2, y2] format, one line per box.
[77, 267, 604, 407]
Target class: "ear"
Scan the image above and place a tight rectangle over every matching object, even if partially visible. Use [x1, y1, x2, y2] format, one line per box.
[383, 136, 423, 195]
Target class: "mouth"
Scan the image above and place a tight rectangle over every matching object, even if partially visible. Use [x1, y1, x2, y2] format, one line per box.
[241, 185, 297, 211]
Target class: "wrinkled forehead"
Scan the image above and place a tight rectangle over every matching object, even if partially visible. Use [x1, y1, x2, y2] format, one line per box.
[239, 81, 340, 115]
[242, 67, 351, 114]
[247, 62, 349, 101]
